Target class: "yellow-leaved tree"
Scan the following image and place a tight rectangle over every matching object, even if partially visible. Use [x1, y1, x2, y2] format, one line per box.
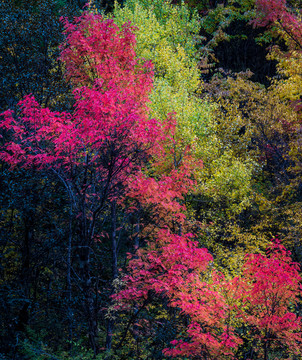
[112, 0, 255, 201]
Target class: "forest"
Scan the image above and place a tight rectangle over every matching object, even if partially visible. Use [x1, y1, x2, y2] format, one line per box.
[0, 0, 302, 359]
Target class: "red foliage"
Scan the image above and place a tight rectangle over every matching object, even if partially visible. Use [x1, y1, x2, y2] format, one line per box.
[0, 11, 172, 255]
[252, 0, 302, 48]
[235, 240, 302, 358]
[116, 237, 302, 359]
[1, 10, 301, 360]
[0, 12, 160, 181]
[60, 12, 153, 111]
[115, 229, 213, 304]
[115, 228, 242, 359]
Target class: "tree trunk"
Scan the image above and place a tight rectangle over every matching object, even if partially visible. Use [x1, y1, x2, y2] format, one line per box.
[111, 201, 118, 280]
[16, 215, 33, 333]
[79, 244, 99, 357]
[106, 201, 118, 351]
[67, 206, 73, 352]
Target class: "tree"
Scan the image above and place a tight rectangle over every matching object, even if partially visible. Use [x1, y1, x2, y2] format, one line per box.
[235, 241, 302, 359]
[116, 234, 302, 359]
[0, 11, 162, 356]
[112, 0, 259, 275]
[0, 0, 79, 113]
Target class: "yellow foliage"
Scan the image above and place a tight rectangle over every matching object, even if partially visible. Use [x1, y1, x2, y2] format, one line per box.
[111, 1, 302, 272]
[269, 47, 302, 102]
[113, 2, 254, 210]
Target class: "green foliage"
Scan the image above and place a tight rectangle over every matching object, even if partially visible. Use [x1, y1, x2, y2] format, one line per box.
[112, 0, 202, 120]
[199, 67, 302, 272]
[1, 0, 302, 359]
[112, 0, 255, 221]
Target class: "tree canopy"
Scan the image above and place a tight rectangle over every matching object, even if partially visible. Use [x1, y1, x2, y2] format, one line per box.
[0, 1, 302, 359]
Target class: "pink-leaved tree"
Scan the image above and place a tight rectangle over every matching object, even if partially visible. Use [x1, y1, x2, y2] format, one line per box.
[115, 237, 302, 359]
[0, 10, 205, 355]
[234, 241, 302, 360]
[0, 11, 164, 355]
[252, 0, 302, 48]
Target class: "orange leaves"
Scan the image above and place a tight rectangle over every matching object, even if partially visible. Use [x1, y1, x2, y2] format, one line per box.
[126, 170, 189, 223]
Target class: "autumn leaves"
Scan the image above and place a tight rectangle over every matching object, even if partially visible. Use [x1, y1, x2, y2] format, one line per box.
[0, 4, 301, 359]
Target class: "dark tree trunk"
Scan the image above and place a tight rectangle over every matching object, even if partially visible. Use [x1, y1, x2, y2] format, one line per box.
[106, 201, 118, 351]
[67, 206, 73, 352]
[16, 214, 34, 333]
[78, 243, 99, 357]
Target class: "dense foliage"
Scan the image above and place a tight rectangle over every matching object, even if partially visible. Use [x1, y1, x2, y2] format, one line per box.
[0, 0, 302, 359]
